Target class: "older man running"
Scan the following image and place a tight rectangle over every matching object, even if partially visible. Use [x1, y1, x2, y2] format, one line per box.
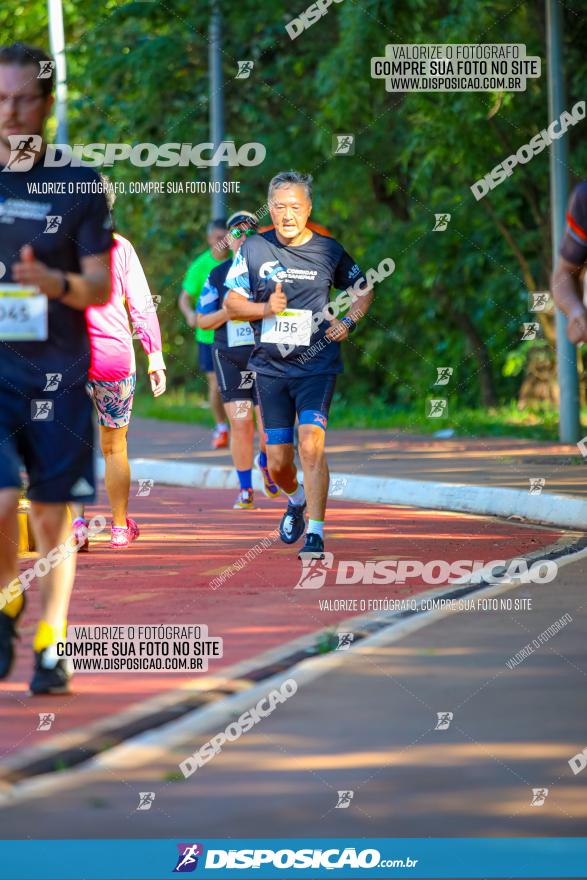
[224, 171, 374, 558]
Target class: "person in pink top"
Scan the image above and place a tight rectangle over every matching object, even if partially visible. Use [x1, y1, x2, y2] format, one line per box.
[71, 232, 166, 548]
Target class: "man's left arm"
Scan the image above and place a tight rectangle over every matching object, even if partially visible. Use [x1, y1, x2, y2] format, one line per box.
[13, 181, 113, 309]
[325, 251, 374, 342]
[12, 245, 111, 309]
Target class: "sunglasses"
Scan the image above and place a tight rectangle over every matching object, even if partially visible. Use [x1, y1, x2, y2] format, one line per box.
[229, 227, 257, 239]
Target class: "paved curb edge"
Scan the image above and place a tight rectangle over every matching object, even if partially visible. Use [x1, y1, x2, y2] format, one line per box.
[117, 458, 587, 530]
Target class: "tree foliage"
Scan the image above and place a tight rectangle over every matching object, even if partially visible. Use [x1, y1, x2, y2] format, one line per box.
[3, 0, 586, 407]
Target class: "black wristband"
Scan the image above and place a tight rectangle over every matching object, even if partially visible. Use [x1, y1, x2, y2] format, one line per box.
[57, 272, 71, 300]
[341, 315, 357, 334]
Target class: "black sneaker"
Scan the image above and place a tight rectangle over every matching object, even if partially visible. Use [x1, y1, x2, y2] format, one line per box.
[298, 532, 325, 559]
[279, 499, 307, 544]
[0, 592, 26, 679]
[29, 647, 72, 696]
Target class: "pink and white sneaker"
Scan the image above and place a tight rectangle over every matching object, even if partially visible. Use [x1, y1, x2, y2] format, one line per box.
[110, 517, 140, 549]
[72, 517, 89, 552]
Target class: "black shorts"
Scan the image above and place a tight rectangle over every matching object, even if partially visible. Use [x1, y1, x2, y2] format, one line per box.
[255, 372, 336, 444]
[212, 345, 258, 404]
[0, 382, 95, 503]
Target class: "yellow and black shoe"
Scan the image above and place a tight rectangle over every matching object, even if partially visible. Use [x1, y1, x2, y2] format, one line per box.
[29, 646, 72, 696]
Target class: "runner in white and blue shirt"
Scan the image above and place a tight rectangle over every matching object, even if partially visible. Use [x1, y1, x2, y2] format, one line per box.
[197, 211, 280, 510]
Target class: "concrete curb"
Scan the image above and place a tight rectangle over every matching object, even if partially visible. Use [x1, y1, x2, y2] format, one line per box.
[97, 458, 587, 530]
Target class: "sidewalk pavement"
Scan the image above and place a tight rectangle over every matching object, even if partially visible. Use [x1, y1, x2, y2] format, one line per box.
[2, 550, 585, 839]
[130, 418, 586, 498]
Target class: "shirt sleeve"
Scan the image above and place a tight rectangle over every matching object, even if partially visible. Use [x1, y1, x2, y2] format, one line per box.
[560, 181, 587, 267]
[225, 247, 253, 299]
[123, 241, 165, 372]
[197, 275, 220, 314]
[332, 247, 367, 291]
[76, 178, 113, 258]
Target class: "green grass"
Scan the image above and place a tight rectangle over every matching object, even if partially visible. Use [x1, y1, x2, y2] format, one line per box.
[132, 388, 582, 442]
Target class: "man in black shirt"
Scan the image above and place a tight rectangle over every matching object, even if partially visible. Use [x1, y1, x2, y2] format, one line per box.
[0, 43, 112, 694]
[225, 171, 374, 558]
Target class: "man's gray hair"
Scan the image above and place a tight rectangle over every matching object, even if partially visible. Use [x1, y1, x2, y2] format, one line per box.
[268, 171, 313, 203]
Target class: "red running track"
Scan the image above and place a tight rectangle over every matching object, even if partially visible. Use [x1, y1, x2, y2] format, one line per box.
[0, 485, 563, 764]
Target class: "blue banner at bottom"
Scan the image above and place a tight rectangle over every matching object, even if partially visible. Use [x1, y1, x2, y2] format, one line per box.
[1, 838, 586, 880]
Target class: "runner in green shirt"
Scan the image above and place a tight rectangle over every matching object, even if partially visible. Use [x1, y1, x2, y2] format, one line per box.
[178, 220, 230, 448]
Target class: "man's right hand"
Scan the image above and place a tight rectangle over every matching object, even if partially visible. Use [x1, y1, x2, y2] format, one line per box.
[567, 305, 587, 344]
[266, 281, 287, 316]
[187, 311, 198, 329]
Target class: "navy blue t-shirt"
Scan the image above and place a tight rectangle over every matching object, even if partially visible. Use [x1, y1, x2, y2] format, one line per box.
[225, 229, 365, 377]
[0, 150, 113, 387]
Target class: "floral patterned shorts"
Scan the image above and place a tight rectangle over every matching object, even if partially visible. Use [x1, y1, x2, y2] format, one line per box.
[86, 374, 137, 428]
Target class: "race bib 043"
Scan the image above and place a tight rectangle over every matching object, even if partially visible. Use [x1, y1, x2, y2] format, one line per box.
[0, 284, 48, 341]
